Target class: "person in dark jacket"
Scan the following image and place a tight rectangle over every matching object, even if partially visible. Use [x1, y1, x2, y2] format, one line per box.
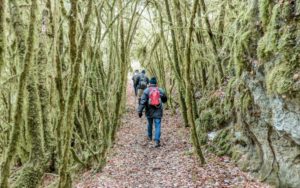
[136, 70, 149, 104]
[137, 77, 167, 147]
[132, 70, 139, 96]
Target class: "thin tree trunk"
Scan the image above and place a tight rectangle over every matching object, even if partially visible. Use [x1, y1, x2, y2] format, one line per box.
[58, 0, 93, 187]
[164, 0, 189, 127]
[55, 4, 66, 161]
[9, 0, 26, 64]
[199, 0, 224, 80]
[0, 0, 6, 73]
[217, 2, 226, 46]
[184, 0, 205, 164]
[111, 0, 127, 144]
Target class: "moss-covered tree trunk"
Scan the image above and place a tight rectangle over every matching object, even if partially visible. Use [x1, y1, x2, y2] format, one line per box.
[57, 0, 78, 186]
[0, 0, 38, 187]
[9, 0, 26, 64]
[199, 0, 224, 81]
[0, 0, 6, 73]
[38, 5, 54, 158]
[58, 0, 93, 187]
[111, 0, 128, 145]
[163, 0, 189, 127]
[54, 2, 66, 162]
[14, 64, 45, 188]
[184, 0, 205, 164]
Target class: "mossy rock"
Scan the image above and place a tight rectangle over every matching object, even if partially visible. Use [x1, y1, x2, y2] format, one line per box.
[195, 118, 208, 145]
[231, 148, 243, 162]
[198, 131, 208, 145]
[197, 109, 226, 133]
[207, 128, 234, 157]
[266, 63, 296, 95]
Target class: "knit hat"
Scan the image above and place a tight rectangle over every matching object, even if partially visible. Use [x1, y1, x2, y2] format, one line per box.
[149, 77, 157, 84]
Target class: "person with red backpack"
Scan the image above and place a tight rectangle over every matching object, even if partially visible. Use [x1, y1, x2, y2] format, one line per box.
[137, 77, 168, 147]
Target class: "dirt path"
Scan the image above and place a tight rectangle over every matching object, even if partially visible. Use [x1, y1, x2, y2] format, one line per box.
[75, 83, 270, 188]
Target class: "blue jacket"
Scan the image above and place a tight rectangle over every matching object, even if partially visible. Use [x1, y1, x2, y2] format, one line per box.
[137, 84, 168, 119]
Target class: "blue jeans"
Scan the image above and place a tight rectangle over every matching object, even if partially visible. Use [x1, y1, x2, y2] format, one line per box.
[147, 118, 161, 142]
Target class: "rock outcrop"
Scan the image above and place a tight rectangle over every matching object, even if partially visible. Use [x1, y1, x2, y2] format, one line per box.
[196, 1, 300, 187]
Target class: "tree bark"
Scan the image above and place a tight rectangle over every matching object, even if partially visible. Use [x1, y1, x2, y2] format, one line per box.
[0, 0, 6, 73]
[0, 0, 38, 186]
[164, 0, 189, 127]
[184, 0, 205, 164]
[58, 0, 93, 187]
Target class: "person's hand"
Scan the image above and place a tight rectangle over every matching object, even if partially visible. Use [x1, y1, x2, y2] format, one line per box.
[138, 112, 143, 118]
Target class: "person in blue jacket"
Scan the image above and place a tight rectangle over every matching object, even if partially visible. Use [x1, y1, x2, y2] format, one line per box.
[137, 77, 167, 147]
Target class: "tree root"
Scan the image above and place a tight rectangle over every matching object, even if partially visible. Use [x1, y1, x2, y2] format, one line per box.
[242, 119, 264, 172]
[260, 124, 281, 186]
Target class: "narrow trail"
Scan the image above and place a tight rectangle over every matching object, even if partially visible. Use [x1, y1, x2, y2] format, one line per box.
[76, 83, 270, 188]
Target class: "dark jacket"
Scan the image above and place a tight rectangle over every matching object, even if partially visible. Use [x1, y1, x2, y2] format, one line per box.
[136, 73, 149, 89]
[137, 84, 168, 119]
[132, 74, 139, 88]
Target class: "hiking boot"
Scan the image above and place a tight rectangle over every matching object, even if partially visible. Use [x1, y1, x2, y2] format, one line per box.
[155, 141, 161, 148]
[142, 137, 151, 146]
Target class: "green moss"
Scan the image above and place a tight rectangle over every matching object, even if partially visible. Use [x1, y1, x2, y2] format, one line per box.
[296, 0, 300, 15]
[259, 0, 271, 29]
[233, 41, 246, 76]
[207, 128, 234, 157]
[0, 0, 6, 73]
[240, 91, 253, 114]
[195, 118, 208, 145]
[257, 1, 300, 96]
[231, 149, 242, 161]
[223, 78, 237, 119]
[218, 129, 229, 140]
[14, 163, 44, 188]
[278, 27, 298, 59]
[197, 109, 226, 133]
[266, 63, 295, 95]
[282, 1, 294, 21]
[257, 5, 280, 61]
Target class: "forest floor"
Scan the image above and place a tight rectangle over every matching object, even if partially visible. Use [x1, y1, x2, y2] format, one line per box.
[75, 82, 271, 188]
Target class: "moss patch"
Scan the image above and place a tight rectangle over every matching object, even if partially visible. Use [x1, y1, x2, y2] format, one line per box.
[207, 128, 234, 157]
[266, 63, 295, 95]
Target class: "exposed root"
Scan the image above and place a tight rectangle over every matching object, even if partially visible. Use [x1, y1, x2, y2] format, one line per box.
[260, 124, 281, 186]
[242, 119, 264, 172]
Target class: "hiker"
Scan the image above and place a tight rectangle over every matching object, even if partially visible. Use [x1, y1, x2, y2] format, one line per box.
[137, 77, 168, 148]
[136, 70, 149, 104]
[132, 70, 139, 96]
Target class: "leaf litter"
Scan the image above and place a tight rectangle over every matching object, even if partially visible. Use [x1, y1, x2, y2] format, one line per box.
[75, 84, 271, 188]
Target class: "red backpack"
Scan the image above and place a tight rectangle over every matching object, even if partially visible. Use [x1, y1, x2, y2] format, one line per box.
[149, 87, 161, 106]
